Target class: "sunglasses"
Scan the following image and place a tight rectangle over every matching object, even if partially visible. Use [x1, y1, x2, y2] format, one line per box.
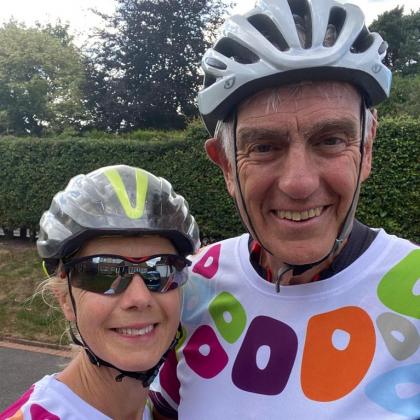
[63, 254, 191, 295]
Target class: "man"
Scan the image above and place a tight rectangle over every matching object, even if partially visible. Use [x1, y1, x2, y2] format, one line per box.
[151, 0, 420, 418]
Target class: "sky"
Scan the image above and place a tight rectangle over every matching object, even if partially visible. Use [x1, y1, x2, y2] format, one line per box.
[0, 0, 417, 47]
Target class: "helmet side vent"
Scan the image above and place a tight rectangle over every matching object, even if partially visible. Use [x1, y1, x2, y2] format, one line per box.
[203, 73, 217, 89]
[350, 26, 375, 53]
[287, 0, 312, 48]
[323, 7, 346, 47]
[247, 14, 289, 52]
[378, 41, 388, 56]
[59, 212, 80, 230]
[214, 38, 259, 64]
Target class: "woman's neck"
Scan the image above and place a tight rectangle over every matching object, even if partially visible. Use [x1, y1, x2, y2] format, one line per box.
[57, 352, 148, 420]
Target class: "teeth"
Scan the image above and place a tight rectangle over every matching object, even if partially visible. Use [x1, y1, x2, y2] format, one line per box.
[292, 212, 301, 221]
[277, 207, 323, 221]
[116, 325, 154, 336]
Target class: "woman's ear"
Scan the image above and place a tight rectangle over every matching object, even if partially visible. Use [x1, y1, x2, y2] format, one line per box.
[55, 278, 76, 321]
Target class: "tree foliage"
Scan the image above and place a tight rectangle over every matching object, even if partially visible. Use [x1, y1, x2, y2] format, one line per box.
[370, 6, 420, 75]
[377, 73, 420, 119]
[0, 21, 87, 135]
[370, 7, 419, 119]
[87, 0, 232, 131]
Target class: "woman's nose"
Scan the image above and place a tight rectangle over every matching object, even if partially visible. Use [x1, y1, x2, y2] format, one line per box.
[119, 274, 154, 310]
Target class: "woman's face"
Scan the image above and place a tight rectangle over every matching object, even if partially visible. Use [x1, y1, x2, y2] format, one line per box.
[60, 235, 181, 372]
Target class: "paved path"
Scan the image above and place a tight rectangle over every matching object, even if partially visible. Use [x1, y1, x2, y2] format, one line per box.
[0, 340, 71, 411]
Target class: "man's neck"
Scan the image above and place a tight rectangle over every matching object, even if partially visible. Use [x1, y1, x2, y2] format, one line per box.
[260, 251, 335, 285]
[249, 220, 378, 286]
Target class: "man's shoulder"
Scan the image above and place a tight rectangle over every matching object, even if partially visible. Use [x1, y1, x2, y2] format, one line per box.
[374, 228, 418, 249]
[359, 228, 419, 274]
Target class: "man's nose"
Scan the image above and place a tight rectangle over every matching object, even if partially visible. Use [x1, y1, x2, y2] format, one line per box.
[276, 144, 320, 199]
[119, 274, 154, 309]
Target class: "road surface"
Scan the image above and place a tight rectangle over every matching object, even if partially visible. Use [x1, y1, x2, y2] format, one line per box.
[0, 341, 71, 411]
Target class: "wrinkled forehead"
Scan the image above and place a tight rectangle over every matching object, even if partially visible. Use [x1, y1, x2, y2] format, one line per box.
[237, 81, 362, 119]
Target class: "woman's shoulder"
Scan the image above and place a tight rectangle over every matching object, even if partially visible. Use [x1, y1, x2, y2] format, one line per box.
[0, 375, 54, 420]
[0, 374, 110, 420]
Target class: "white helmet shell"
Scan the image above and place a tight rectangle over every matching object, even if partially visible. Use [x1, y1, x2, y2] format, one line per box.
[198, 0, 392, 135]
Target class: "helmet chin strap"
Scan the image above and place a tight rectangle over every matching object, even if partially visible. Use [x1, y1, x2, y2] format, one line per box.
[232, 101, 367, 292]
[66, 275, 182, 386]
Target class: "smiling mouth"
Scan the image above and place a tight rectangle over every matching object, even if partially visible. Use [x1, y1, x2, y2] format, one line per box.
[113, 325, 155, 336]
[274, 206, 324, 221]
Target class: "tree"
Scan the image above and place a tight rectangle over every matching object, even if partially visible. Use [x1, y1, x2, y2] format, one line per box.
[370, 7, 420, 75]
[88, 0, 233, 131]
[377, 73, 420, 119]
[0, 21, 88, 135]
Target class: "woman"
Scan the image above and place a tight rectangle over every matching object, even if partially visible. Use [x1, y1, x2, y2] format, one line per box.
[1, 165, 200, 420]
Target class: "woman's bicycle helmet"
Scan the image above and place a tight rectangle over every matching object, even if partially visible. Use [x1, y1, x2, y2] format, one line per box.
[38, 164, 200, 266]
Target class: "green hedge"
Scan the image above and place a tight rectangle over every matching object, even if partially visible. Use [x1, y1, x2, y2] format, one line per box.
[0, 117, 418, 243]
[358, 116, 419, 242]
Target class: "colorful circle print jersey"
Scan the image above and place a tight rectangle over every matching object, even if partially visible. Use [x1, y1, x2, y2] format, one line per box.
[151, 230, 420, 419]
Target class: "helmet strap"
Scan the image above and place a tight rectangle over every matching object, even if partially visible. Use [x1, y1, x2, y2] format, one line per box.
[232, 112, 270, 252]
[232, 100, 367, 292]
[66, 274, 182, 386]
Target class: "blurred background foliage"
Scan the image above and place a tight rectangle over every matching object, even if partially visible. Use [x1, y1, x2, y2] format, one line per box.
[0, 3, 418, 243]
[0, 117, 418, 244]
[0, 4, 418, 136]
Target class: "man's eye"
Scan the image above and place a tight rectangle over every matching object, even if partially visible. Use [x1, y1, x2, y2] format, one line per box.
[317, 137, 347, 148]
[250, 144, 274, 153]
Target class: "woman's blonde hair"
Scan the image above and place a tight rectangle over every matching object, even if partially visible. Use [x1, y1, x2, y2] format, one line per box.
[34, 264, 80, 355]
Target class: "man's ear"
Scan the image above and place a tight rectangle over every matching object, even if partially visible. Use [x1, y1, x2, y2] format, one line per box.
[205, 138, 235, 197]
[361, 109, 377, 182]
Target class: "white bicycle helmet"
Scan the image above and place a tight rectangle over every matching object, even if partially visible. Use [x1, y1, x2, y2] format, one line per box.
[198, 0, 392, 135]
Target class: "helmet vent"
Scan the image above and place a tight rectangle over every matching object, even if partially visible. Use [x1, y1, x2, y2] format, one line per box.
[287, 0, 312, 48]
[324, 7, 346, 47]
[214, 38, 259, 64]
[378, 41, 388, 55]
[203, 73, 217, 89]
[205, 57, 227, 70]
[247, 14, 289, 52]
[351, 26, 374, 53]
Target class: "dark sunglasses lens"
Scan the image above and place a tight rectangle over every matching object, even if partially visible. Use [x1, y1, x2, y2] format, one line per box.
[71, 273, 120, 294]
[139, 255, 188, 292]
[69, 255, 188, 294]
[70, 257, 124, 294]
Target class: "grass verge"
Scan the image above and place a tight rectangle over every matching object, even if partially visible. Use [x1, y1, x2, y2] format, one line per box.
[0, 241, 68, 345]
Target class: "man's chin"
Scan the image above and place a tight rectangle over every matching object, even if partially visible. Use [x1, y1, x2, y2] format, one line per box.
[265, 241, 335, 267]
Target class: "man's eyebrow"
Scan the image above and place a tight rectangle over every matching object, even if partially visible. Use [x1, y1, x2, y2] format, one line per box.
[304, 118, 360, 138]
[236, 118, 360, 143]
[236, 127, 288, 143]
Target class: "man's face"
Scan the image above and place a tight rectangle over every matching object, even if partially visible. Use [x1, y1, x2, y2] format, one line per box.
[215, 82, 374, 265]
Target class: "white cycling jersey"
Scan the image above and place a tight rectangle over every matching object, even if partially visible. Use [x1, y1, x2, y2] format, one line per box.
[151, 229, 420, 419]
[1, 374, 152, 420]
